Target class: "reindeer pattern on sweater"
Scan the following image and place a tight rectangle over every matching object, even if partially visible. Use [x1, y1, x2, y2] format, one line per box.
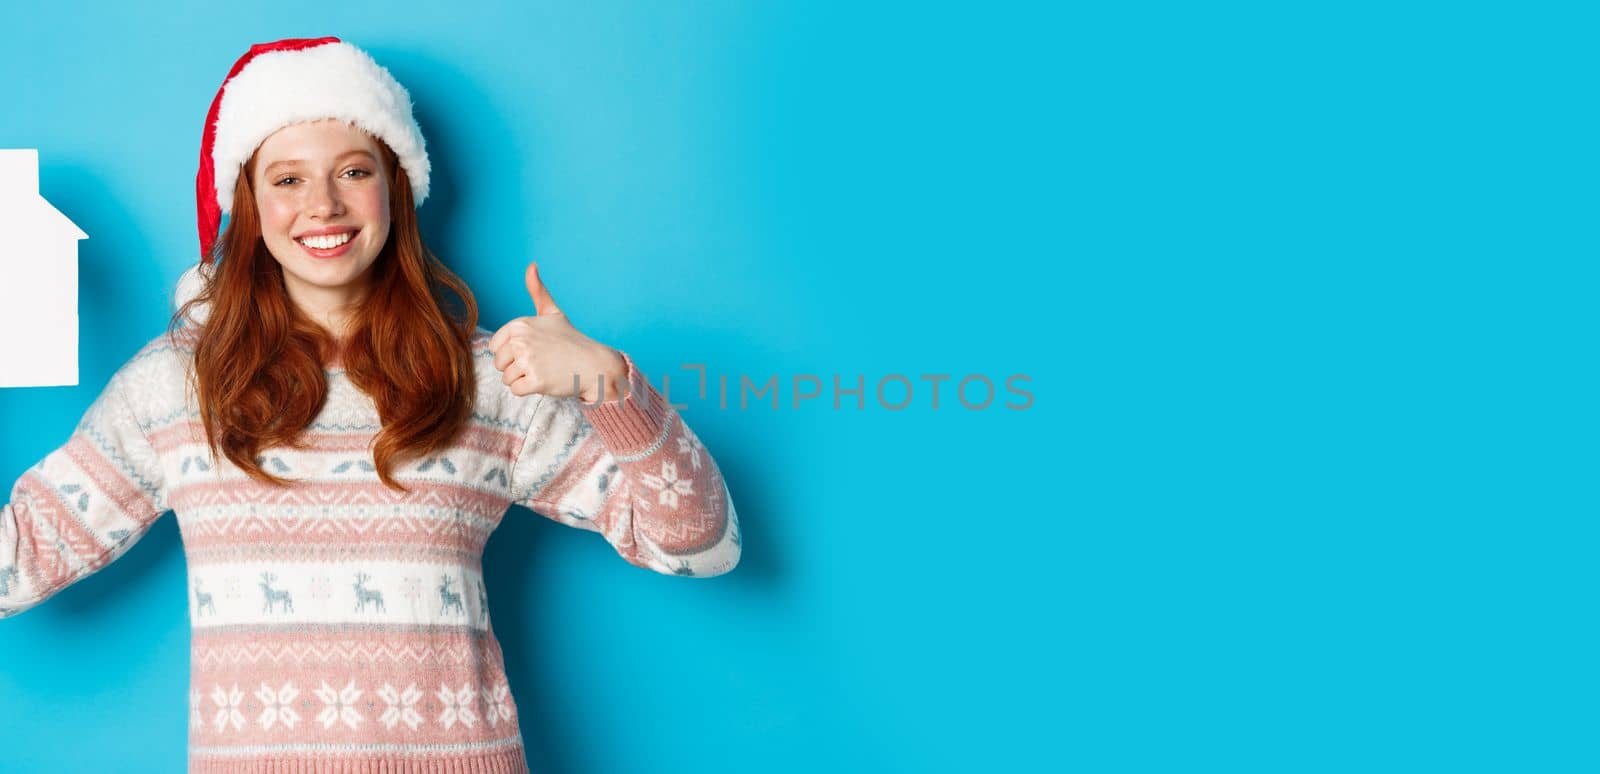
[0, 327, 740, 773]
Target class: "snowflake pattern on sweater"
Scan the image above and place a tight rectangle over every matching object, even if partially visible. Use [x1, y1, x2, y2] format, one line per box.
[0, 327, 740, 773]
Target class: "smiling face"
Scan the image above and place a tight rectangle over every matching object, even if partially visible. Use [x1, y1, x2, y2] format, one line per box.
[251, 119, 392, 318]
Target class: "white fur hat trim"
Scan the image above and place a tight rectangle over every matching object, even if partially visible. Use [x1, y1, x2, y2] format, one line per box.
[173, 261, 214, 321]
[211, 41, 430, 212]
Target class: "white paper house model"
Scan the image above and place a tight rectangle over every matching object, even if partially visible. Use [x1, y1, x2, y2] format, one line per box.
[0, 149, 85, 388]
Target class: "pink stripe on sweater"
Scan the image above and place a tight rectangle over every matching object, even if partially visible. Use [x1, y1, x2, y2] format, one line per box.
[188, 629, 518, 750]
[145, 421, 207, 455]
[149, 423, 523, 459]
[170, 479, 510, 514]
[62, 435, 161, 525]
[190, 746, 529, 774]
[14, 473, 102, 580]
[194, 626, 497, 667]
[181, 511, 494, 554]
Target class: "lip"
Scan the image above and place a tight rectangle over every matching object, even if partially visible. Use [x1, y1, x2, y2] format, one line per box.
[294, 226, 360, 239]
[295, 228, 360, 259]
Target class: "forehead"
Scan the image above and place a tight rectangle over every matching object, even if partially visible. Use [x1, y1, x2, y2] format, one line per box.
[255, 119, 381, 170]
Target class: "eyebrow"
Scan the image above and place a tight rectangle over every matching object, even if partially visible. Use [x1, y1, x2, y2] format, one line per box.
[263, 150, 377, 173]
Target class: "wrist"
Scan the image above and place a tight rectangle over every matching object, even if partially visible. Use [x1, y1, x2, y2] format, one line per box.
[578, 347, 628, 404]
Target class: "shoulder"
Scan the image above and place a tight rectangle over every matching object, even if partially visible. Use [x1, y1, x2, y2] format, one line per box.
[114, 327, 197, 388]
[82, 327, 198, 431]
[467, 326, 500, 379]
[468, 326, 494, 357]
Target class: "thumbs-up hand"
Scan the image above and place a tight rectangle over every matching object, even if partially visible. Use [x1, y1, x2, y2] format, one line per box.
[489, 262, 627, 402]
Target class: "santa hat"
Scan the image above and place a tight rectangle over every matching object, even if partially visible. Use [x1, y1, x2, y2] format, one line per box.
[178, 37, 431, 321]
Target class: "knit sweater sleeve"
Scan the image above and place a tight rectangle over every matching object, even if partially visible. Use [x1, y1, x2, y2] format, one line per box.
[0, 361, 170, 618]
[507, 349, 741, 577]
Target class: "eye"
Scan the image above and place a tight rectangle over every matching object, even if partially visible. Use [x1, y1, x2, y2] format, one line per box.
[273, 176, 300, 187]
[344, 167, 373, 179]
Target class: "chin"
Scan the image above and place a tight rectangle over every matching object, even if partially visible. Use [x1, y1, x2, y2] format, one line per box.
[281, 262, 365, 290]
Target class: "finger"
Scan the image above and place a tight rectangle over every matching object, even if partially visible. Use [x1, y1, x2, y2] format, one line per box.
[501, 360, 527, 387]
[488, 325, 510, 353]
[525, 262, 565, 318]
[493, 345, 515, 371]
[510, 371, 544, 396]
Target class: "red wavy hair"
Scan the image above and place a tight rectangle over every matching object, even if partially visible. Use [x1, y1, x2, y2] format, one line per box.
[169, 137, 478, 491]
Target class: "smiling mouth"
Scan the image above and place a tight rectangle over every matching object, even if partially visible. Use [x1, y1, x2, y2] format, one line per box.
[296, 230, 358, 250]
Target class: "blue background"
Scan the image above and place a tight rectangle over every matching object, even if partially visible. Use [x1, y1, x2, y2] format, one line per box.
[0, 1, 1591, 772]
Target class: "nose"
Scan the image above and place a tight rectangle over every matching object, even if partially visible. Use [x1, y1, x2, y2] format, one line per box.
[307, 175, 346, 219]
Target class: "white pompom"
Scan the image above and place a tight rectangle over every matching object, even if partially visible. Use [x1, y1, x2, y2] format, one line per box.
[174, 262, 214, 325]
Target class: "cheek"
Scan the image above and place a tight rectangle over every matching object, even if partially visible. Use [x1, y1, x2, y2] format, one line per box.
[257, 196, 299, 235]
[354, 186, 389, 224]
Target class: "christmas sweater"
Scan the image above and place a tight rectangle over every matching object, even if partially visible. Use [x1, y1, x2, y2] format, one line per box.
[0, 327, 741, 773]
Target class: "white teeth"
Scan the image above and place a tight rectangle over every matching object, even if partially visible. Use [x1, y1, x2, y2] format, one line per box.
[298, 232, 354, 250]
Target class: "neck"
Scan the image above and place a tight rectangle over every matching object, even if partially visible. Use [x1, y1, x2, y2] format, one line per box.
[285, 280, 368, 339]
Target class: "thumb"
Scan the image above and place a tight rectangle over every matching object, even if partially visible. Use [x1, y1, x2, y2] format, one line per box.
[525, 262, 565, 317]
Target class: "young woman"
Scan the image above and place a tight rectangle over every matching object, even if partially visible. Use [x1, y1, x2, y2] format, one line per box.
[0, 37, 740, 773]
